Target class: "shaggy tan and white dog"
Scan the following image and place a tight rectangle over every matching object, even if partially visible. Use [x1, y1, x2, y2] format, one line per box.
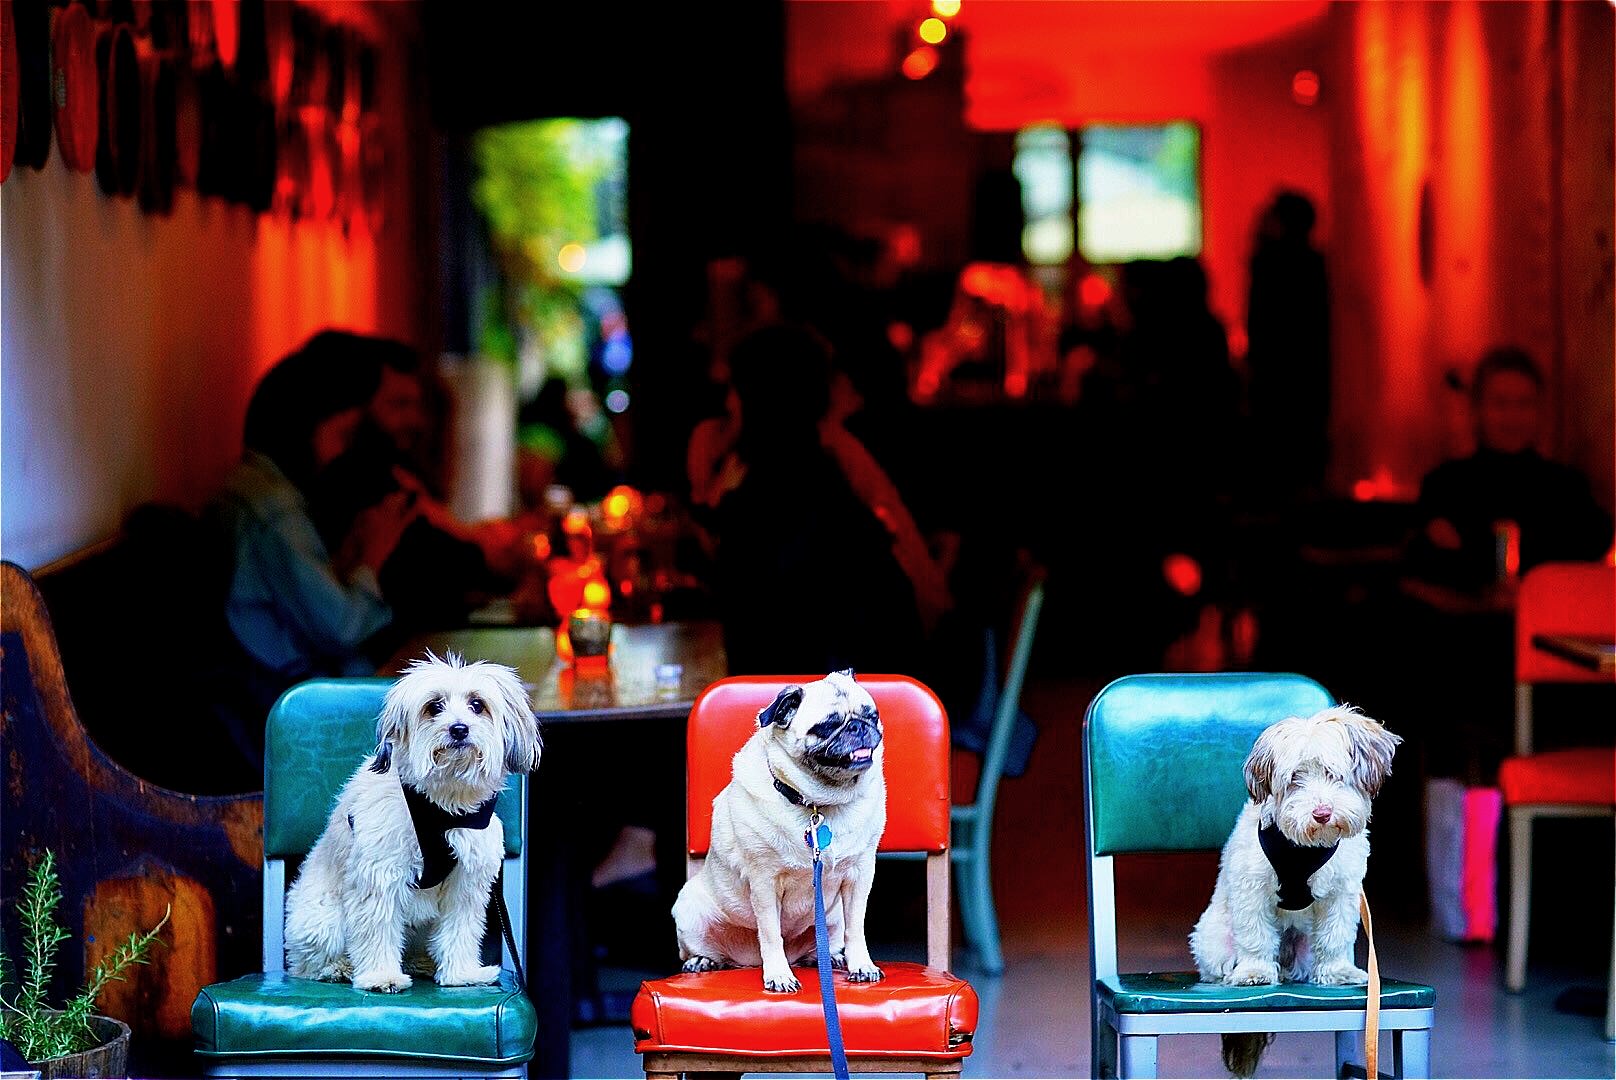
[1190, 706, 1401, 1076]
[284, 653, 541, 993]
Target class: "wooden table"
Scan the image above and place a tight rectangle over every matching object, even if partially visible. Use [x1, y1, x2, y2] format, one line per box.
[380, 622, 727, 1078]
[383, 621, 730, 721]
[1531, 633, 1616, 675]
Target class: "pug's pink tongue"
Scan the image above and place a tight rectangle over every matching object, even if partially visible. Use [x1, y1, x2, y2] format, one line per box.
[852, 748, 872, 760]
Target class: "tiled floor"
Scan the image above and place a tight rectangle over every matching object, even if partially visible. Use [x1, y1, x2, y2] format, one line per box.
[572, 677, 1615, 1078]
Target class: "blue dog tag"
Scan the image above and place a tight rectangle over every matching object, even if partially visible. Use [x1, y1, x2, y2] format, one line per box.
[804, 823, 833, 852]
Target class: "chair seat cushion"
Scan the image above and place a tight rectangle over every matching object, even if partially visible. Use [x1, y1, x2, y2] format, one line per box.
[632, 961, 976, 1058]
[1099, 972, 1435, 1014]
[1499, 747, 1616, 806]
[191, 972, 536, 1066]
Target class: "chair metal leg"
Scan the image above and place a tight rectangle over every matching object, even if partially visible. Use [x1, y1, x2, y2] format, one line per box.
[1607, 862, 1615, 1041]
[1335, 1028, 1364, 1078]
[1093, 1012, 1118, 1079]
[1393, 1028, 1430, 1078]
[1506, 809, 1532, 992]
[1117, 1033, 1157, 1079]
[962, 842, 1004, 974]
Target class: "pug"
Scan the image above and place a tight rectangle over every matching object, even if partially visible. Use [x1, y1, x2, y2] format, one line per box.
[673, 669, 886, 992]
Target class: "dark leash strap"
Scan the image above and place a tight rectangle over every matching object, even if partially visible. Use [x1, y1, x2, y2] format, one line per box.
[493, 863, 527, 992]
[808, 813, 851, 1080]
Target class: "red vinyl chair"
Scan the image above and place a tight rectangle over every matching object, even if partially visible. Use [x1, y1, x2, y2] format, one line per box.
[632, 676, 978, 1080]
[1500, 562, 1615, 1039]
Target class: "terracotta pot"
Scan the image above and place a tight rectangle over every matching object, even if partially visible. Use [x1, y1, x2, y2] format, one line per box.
[31, 1013, 131, 1080]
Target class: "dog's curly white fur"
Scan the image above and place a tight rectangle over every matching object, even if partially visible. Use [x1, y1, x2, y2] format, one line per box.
[1190, 706, 1401, 1076]
[284, 653, 541, 993]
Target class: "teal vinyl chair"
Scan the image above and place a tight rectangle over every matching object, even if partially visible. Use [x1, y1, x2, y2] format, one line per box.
[1083, 673, 1435, 1079]
[191, 679, 537, 1077]
[884, 565, 1045, 974]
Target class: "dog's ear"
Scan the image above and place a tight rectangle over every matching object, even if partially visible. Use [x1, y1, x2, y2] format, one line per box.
[488, 663, 543, 775]
[1342, 710, 1401, 798]
[370, 680, 413, 774]
[758, 685, 804, 729]
[832, 667, 856, 681]
[1243, 727, 1277, 802]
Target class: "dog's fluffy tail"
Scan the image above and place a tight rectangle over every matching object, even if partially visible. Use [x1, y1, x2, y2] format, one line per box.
[1221, 1032, 1273, 1077]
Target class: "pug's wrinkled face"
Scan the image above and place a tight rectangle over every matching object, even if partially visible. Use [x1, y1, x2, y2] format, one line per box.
[758, 669, 883, 778]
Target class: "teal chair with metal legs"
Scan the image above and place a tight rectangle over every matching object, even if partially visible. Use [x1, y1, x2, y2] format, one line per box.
[885, 565, 1045, 975]
[191, 679, 537, 1078]
[1084, 673, 1435, 1079]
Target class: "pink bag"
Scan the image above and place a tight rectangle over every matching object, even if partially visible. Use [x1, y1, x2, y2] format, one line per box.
[1426, 778, 1502, 941]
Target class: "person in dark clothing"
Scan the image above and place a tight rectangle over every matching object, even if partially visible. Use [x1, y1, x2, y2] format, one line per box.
[711, 325, 925, 675]
[1410, 347, 1613, 589]
[301, 331, 513, 649]
[1246, 190, 1330, 498]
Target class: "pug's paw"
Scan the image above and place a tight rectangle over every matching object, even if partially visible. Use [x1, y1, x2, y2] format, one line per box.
[846, 962, 884, 983]
[762, 964, 801, 993]
[681, 955, 724, 974]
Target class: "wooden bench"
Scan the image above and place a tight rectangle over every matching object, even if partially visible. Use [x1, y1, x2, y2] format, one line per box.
[2, 559, 264, 1067]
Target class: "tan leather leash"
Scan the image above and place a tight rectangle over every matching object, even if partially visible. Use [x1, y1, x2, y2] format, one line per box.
[1360, 892, 1381, 1079]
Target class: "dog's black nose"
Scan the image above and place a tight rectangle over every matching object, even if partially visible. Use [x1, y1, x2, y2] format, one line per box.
[449, 723, 470, 742]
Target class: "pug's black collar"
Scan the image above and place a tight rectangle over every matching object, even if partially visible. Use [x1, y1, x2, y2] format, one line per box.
[772, 774, 809, 808]
[401, 781, 499, 890]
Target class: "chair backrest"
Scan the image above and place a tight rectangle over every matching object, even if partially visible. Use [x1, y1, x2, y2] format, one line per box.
[1083, 672, 1335, 982]
[686, 675, 954, 969]
[1514, 561, 1616, 685]
[260, 678, 527, 972]
[973, 566, 1046, 817]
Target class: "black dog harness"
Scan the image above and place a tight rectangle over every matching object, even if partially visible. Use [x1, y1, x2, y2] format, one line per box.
[1258, 820, 1338, 910]
[401, 783, 498, 890]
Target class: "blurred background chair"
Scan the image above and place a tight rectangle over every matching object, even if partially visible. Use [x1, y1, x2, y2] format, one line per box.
[1084, 672, 1435, 1079]
[191, 679, 536, 1077]
[1500, 562, 1616, 1040]
[631, 675, 977, 1080]
[885, 563, 1046, 974]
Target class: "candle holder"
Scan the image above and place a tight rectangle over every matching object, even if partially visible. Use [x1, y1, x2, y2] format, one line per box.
[565, 607, 613, 672]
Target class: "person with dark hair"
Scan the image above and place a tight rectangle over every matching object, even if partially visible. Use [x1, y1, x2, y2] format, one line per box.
[1410, 346, 1613, 588]
[210, 340, 417, 706]
[1246, 189, 1330, 498]
[709, 324, 925, 675]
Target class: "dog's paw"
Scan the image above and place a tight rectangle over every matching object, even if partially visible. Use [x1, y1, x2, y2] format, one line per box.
[846, 962, 884, 983]
[762, 968, 801, 993]
[1312, 962, 1369, 986]
[1225, 961, 1279, 986]
[353, 969, 412, 993]
[799, 950, 847, 969]
[681, 955, 725, 974]
[436, 964, 502, 987]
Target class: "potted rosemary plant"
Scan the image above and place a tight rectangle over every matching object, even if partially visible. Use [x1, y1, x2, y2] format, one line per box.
[0, 851, 168, 1079]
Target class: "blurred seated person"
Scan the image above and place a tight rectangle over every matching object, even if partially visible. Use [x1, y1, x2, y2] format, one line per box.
[705, 325, 926, 674]
[208, 344, 416, 719]
[1409, 346, 1613, 590]
[688, 336, 952, 634]
[304, 332, 522, 644]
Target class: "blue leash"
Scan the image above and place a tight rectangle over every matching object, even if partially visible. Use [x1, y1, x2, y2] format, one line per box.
[808, 812, 851, 1080]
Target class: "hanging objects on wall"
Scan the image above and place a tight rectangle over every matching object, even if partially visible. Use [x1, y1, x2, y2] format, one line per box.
[13, 0, 52, 170]
[52, 2, 100, 173]
[95, 21, 142, 196]
[2, 0, 19, 182]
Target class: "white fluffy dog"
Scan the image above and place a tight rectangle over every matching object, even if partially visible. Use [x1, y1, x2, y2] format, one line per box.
[284, 654, 541, 993]
[1190, 706, 1401, 1076]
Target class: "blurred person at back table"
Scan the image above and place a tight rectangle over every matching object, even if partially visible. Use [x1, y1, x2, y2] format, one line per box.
[304, 331, 522, 644]
[1246, 190, 1331, 499]
[707, 325, 926, 674]
[208, 344, 418, 720]
[1409, 346, 1613, 590]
